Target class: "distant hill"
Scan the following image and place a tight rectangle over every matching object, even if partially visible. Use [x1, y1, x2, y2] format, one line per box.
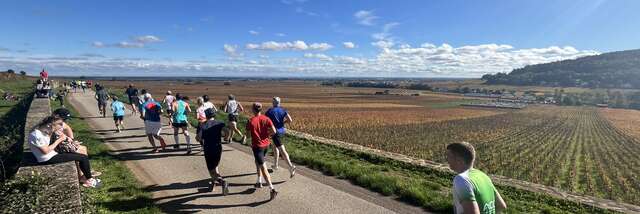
[482, 49, 640, 88]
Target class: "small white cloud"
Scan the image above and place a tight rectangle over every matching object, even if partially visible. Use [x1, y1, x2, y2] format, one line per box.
[371, 40, 394, 49]
[354, 10, 378, 26]
[343, 42, 356, 49]
[245, 40, 332, 51]
[309, 43, 333, 51]
[295, 7, 318, 16]
[249, 30, 260, 35]
[275, 33, 286, 37]
[223, 44, 243, 57]
[92, 41, 105, 48]
[134, 35, 162, 43]
[304, 53, 333, 61]
[116, 42, 144, 48]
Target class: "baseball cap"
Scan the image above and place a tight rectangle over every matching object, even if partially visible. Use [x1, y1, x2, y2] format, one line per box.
[252, 102, 262, 112]
[53, 108, 72, 120]
[204, 108, 216, 119]
[272, 97, 281, 106]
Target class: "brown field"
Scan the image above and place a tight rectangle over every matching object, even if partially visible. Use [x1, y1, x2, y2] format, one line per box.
[100, 79, 640, 205]
[600, 108, 640, 140]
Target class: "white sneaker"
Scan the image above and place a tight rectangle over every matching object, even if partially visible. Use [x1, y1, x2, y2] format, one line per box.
[271, 165, 279, 171]
[84, 178, 102, 188]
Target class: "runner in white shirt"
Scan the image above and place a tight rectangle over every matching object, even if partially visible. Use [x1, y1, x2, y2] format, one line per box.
[163, 91, 176, 126]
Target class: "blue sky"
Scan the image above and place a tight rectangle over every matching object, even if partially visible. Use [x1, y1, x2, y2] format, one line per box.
[0, 0, 637, 77]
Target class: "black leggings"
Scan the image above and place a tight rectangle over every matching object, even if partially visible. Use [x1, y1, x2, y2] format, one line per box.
[44, 153, 92, 179]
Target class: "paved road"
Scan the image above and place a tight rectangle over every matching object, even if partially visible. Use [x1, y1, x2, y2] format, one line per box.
[68, 92, 406, 214]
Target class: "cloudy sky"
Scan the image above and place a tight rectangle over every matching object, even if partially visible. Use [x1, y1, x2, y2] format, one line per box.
[0, 0, 637, 77]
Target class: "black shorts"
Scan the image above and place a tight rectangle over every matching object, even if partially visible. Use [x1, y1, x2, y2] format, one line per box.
[167, 109, 174, 115]
[113, 115, 124, 121]
[272, 133, 285, 147]
[129, 96, 139, 105]
[252, 147, 268, 165]
[172, 122, 188, 128]
[98, 100, 107, 107]
[228, 114, 238, 122]
[203, 144, 222, 170]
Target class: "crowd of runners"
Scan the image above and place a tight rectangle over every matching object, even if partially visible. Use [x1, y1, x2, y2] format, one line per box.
[89, 84, 298, 200]
[28, 77, 508, 212]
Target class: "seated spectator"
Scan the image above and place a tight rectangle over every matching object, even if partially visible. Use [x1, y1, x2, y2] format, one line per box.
[51, 108, 101, 177]
[29, 116, 101, 188]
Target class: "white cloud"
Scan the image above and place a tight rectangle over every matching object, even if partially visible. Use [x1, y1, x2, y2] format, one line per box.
[249, 30, 260, 35]
[223, 44, 242, 57]
[354, 10, 378, 26]
[4, 43, 599, 78]
[371, 40, 394, 49]
[116, 42, 144, 48]
[295, 7, 318, 16]
[134, 35, 162, 43]
[309, 43, 333, 51]
[275, 33, 286, 37]
[92, 41, 105, 48]
[245, 41, 332, 51]
[304, 53, 332, 61]
[343, 42, 356, 49]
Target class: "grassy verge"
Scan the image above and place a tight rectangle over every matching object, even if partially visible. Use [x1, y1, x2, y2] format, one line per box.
[0, 76, 35, 181]
[52, 94, 160, 213]
[108, 88, 615, 213]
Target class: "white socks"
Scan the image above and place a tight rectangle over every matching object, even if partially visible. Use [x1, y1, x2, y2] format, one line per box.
[185, 131, 191, 146]
[174, 135, 180, 145]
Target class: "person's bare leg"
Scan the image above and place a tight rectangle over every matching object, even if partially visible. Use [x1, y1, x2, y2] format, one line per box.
[155, 135, 167, 149]
[173, 127, 180, 148]
[272, 144, 280, 169]
[259, 163, 274, 189]
[147, 134, 158, 152]
[278, 146, 293, 168]
[182, 127, 191, 152]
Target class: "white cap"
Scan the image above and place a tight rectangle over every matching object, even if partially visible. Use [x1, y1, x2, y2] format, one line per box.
[144, 93, 152, 100]
[272, 97, 281, 106]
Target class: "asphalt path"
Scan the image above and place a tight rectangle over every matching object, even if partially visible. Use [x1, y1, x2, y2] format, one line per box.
[68, 91, 425, 214]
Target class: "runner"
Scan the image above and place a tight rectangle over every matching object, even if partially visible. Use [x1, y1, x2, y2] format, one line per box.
[202, 95, 218, 112]
[446, 142, 507, 214]
[195, 97, 208, 146]
[125, 84, 139, 115]
[94, 84, 109, 118]
[111, 96, 126, 133]
[163, 91, 176, 126]
[265, 97, 296, 178]
[172, 93, 192, 153]
[137, 89, 148, 116]
[140, 93, 167, 152]
[196, 108, 229, 195]
[223, 94, 246, 143]
[246, 102, 278, 200]
[80, 81, 86, 93]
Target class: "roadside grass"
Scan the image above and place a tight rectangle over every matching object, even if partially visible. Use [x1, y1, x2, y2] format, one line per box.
[52, 95, 160, 213]
[108, 88, 615, 213]
[0, 76, 35, 181]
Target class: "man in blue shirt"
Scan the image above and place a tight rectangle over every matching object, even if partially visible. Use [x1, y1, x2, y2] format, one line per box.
[111, 96, 126, 133]
[141, 93, 167, 152]
[265, 96, 296, 178]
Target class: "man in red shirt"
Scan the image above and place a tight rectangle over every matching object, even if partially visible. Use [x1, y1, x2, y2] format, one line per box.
[246, 102, 278, 200]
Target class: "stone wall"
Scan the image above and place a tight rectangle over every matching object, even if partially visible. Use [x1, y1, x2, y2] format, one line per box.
[14, 97, 82, 213]
[287, 130, 640, 213]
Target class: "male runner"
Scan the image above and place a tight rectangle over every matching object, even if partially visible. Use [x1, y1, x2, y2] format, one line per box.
[95, 85, 109, 118]
[447, 142, 507, 214]
[163, 91, 176, 125]
[140, 93, 167, 152]
[197, 108, 229, 194]
[125, 84, 139, 115]
[223, 94, 246, 143]
[246, 102, 278, 200]
[265, 97, 296, 178]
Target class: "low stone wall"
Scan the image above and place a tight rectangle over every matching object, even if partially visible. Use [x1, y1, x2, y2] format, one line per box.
[287, 130, 640, 213]
[14, 97, 82, 213]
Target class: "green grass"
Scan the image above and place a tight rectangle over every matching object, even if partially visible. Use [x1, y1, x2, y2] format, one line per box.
[0, 76, 35, 181]
[107, 87, 617, 213]
[52, 94, 160, 213]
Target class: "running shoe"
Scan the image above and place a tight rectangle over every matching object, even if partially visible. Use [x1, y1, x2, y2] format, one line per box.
[186, 148, 192, 155]
[271, 164, 279, 171]
[173, 144, 180, 149]
[290, 166, 297, 178]
[222, 180, 229, 196]
[254, 182, 263, 189]
[83, 178, 102, 188]
[207, 181, 215, 192]
[270, 189, 278, 201]
[241, 135, 247, 144]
